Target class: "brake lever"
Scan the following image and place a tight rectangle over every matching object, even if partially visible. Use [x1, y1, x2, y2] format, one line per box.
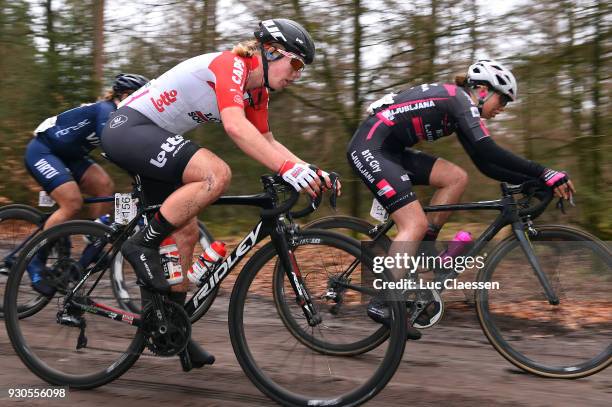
[328, 172, 340, 210]
[556, 198, 566, 214]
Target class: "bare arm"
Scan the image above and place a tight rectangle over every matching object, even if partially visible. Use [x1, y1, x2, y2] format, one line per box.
[220, 106, 288, 172]
[260, 131, 304, 164]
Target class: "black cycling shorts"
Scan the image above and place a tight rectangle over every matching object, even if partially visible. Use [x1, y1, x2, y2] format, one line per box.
[346, 116, 438, 214]
[101, 107, 201, 204]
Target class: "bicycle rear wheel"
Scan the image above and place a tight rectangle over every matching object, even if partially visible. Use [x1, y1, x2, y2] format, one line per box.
[4, 221, 144, 388]
[229, 230, 406, 406]
[304, 215, 392, 249]
[0, 204, 47, 318]
[476, 225, 612, 378]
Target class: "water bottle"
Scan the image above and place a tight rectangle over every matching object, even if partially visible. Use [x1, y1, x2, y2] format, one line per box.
[160, 236, 183, 285]
[440, 231, 473, 262]
[187, 241, 227, 286]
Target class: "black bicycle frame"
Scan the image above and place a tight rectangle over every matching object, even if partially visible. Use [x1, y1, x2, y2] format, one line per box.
[68, 177, 319, 327]
[185, 192, 317, 322]
[364, 184, 560, 304]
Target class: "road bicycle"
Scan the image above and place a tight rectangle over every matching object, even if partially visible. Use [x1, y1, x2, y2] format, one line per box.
[4, 172, 408, 406]
[275, 181, 611, 378]
[0, 193, 213, 318]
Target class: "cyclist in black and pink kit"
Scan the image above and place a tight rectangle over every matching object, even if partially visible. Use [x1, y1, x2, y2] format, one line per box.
[102, 19, 336, 369]
[347, 60, 575, 337]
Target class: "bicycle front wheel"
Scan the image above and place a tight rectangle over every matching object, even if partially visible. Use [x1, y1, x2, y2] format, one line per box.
[304, 215, 392, 249]
[4, 221, 144, 388]
[0, 204, 47, 318]
[229, 230, 406, 406]
[476, 225, 612, 378]
[272, 229, 389, 356]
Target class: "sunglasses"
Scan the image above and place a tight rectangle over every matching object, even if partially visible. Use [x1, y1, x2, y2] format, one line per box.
[272, 48, 305, 72]
[498, 93, 512, 107]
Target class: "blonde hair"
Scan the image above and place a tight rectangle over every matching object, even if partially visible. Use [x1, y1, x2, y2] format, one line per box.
[232, 40, 261, 58]
[102, 88, 114, 101]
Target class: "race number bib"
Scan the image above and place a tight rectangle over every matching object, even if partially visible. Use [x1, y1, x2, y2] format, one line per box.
[370, 198, 388, 222]
[114, 193, 137, 224]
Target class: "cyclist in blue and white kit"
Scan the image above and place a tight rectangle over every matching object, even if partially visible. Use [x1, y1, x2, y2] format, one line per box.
[347, 60, 575, 338]
[24, 73, 149, 295]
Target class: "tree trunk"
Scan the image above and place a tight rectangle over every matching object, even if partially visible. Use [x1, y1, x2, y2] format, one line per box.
[587, 0, 604, 231]
[202, 0, 217, 53]
[44, 0, 59, 108]
[424, 0, 438, 82]
[92, 0, 105, 97]
[469, 0, 478, 62]
[349, 0, 363, 217]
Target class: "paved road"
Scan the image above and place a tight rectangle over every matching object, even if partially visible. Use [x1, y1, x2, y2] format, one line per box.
[1, 292, 610, 407]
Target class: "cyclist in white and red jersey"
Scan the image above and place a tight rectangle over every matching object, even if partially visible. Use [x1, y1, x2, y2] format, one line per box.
[347, 60, 575, 337]
[101, 19, 335, 369]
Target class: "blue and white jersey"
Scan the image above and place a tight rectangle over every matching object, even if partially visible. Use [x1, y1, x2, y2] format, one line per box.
[34, 100, 116, 158]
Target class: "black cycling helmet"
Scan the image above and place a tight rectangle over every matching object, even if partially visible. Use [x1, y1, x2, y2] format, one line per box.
[254, 19, 315, 91]
[254, 19, 315, 64]
[112, 73, 149, 94]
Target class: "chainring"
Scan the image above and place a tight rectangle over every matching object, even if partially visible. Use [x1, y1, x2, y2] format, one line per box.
[408, 288, 445, 329]
[141, 300, 191, 357]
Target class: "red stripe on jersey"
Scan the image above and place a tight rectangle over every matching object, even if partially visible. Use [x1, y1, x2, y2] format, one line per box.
[383, 97, 448, 112]
[366, 119, 384, 140]
[443, 84, 457, 96]
[376, 112, 395, 126]
[412, 116, 424, 140]
[124, 89, 150, 106]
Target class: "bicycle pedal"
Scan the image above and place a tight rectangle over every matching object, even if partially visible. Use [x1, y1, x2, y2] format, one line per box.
[179, 350, 193, 372]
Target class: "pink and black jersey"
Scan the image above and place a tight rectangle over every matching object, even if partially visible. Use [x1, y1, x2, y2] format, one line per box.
[367, 83, 490, 147]
[347, 83, 546, 213]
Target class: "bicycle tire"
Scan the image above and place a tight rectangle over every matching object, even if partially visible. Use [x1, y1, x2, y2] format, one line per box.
[229, 229, 406, 406]
[304, 215, 392, 249]
[4, 220, 144, 388]
[271, 216, 392, 355]
[272, 229, 389, 356]
[476, 225, 612, 378]
[0, 205, 48, 318]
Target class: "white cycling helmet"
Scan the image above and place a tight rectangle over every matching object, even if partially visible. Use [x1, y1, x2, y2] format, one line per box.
[467, 60, 517, 101]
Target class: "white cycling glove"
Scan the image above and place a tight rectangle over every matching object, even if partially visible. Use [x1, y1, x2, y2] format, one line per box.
[279, 160, 319, 192]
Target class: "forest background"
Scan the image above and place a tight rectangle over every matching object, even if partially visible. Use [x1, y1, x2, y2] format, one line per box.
[0, 0, 609, 237]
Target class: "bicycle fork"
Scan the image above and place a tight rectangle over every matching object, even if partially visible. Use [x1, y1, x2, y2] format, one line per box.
[512, 221, 560, 305]
[271, 230, 321, 326]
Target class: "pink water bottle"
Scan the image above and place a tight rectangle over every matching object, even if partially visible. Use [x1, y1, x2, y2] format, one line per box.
[160, 237, 183, 285]
[441, 231, 473, 261]
[187, 241, 227, 286]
